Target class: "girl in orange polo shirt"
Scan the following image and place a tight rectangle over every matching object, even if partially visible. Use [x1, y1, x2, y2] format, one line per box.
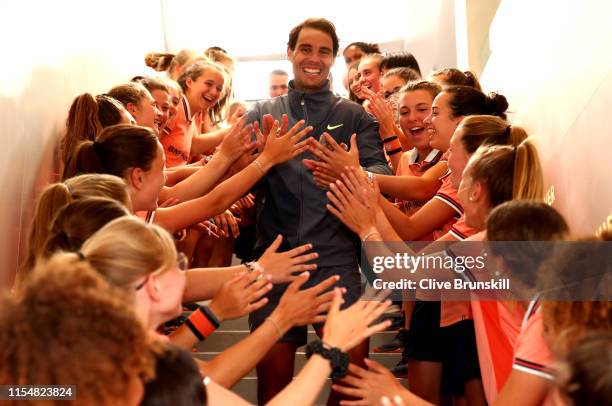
[162, 60, 235, 168]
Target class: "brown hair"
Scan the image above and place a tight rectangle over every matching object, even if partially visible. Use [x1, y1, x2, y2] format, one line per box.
[486, 201, 570, 288]
[383, 67, 421, 84]
[81, 216, 177, 290]
[399, 79, 442, 100]
[61, 93, 125, 165]
[444, 86, 509, 120]
[63, 124, 159, 180]
[288, 17, 340, 56]
[134, 77, 170, 95]
[108, 82, 151, 108]
[177, 60, 225, 93]
[145, 49, 198, 80]
[487, 201, 569, 242]
[458, 115, 527, 154]
[43, 197, 129, 258]
[431, 68, 482, 91]
[380, 52, 422, 76]
[555, 332, 612, 406]
[539, 234, 612, 355]
[1, 255, 154, 404]
[466, 140, 544, 207]
[19, 174, 129, 285]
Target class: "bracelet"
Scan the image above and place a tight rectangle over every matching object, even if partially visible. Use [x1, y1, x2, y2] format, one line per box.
[265, 317, 283, 339]
[184, 305, 220, 341]
[362, 230, 381, 242]
[253, 159, 265, 175]
[305, 340, 349, 379]
[244, 261, 264, 280]
[387, 147, 403, 156]
[382, 135, 398, 144]
[366, 170, 375, 184]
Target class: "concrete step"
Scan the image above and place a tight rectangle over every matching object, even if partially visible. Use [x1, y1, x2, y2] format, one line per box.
[230, 376, 408, 405]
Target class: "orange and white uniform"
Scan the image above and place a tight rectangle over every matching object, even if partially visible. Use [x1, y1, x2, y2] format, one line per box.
[513, 298, 554, 380]
[395, 148, 443, 218]
[161, 95, 202, 168]
[459, 232, 525, 403]
[432, 171, 463, 241]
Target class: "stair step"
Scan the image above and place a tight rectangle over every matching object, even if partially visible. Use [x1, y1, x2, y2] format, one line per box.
[229, 376, 408, 405]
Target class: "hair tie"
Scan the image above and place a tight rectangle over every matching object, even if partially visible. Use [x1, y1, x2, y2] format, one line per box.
[505, 125, 512, 137]
[65, 183, 75, 196]
[77, 251, 86, 261]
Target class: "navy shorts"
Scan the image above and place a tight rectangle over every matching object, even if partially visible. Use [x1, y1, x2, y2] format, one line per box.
[248, 264, 363, 346]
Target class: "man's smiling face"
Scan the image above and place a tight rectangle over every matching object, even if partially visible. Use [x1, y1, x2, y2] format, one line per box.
[288, 27, 335, 92]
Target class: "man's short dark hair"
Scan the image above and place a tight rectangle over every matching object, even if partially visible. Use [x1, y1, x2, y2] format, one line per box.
[270, 69, 288, 77]
[287, 18, 339, 57]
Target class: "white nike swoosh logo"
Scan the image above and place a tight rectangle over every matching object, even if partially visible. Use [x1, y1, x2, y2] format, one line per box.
[327, 123, 344, 130]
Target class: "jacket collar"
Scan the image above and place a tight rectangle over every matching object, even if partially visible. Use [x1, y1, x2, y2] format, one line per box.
[287, 79, 335, 123]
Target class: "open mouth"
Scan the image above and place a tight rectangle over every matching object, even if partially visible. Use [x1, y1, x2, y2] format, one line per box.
[409, 126, 425, 137]
[302, 66, 322, 77]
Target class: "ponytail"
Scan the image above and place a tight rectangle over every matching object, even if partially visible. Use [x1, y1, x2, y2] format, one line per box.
[18, 174, 129, 287]
[145, 49, 198, 80]
[20, 183, 73, 280]
[513, 140, 544, 201]
[458, 115, 528, 154]
[63, 124, 158, 181]
[62, 93, 125, 167]
[62, 93, 101, 165]
[145, 52, 176, 72]
[43, 197, 129, 259]
[467, 140, 543, 207]
[62, 141, 104, 180]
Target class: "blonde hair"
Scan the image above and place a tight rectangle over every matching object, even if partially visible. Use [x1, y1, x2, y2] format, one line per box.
[19, 174, 129, 285]
[2, 254, 154, 404]
[145, 49, 199, 80]
[466, 140, 544, 206]
[81, 216, 177, 289]
[458, 115, 528, 153]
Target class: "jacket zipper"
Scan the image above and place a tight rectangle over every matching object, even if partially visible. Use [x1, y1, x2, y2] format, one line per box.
[298, 97, 308, 243]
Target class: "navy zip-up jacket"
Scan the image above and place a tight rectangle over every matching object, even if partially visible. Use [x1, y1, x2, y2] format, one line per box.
[247, 80, 392, 267]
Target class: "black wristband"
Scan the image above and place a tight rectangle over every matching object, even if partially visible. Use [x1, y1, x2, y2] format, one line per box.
[387, 147, 403, 156]
[200, 305, 220, 328]
[184, 318, 206, 341]
[382, 135, 399, 144]
[305, 340, 349, 379]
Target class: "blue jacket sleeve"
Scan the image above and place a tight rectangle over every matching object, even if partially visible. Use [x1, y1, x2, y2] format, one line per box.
[355, 109, 392, 175]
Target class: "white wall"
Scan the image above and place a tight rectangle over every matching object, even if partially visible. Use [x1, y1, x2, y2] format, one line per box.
[0, 1, 165, 290]
[403, 0, 458, 75]
[479, 0, 612, 234]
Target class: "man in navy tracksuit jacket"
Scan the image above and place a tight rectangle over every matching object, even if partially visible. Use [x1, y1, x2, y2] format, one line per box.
[246, 18, 391, 404]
